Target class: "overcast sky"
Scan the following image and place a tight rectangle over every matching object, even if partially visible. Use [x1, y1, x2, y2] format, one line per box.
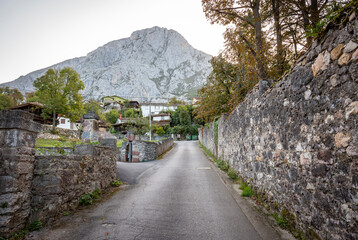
[0, 0, 226, 84]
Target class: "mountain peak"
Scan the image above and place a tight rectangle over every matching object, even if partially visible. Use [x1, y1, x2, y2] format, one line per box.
[1, 27, 212, 102]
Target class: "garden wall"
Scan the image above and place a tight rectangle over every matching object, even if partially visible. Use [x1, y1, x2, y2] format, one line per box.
[0, 110, 117, 238]
[199, 12, 358, 240]
[41, 124, 80, 139]
[131, 138, 174, 162]
[31, 145, 116, 223]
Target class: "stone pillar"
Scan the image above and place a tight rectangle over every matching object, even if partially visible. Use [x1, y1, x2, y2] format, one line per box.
[81, 111, 100, 142]
[0, 110, 41, 237]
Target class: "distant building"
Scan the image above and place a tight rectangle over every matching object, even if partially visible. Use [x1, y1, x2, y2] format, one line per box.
[57, 117, 79, 130]
[152, 113, 171, 126]
[102, 95, 140, 112]
[141, 103, 181, 117]
[6, 102, 54, 125]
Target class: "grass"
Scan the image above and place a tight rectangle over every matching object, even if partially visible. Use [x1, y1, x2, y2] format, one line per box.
[228, 168, 238, 180]
[271, 213, 289, 229]
[6, 220, 43, 240]
[117, 140, 124, 148]
[241, 186, 254, 197]
[36, 138, 77, 148]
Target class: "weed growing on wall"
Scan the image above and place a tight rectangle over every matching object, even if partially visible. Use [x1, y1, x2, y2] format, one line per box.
[110, 179, 123, 187]
[79, 189, 102, 206]
[79, 192, 93, 206]
[5, 219, 43, 240]
[1, 202, 8, 208]
[28, 220, 43, 231]
[241, 186, 254, 197]
[228, 168, 238, 180]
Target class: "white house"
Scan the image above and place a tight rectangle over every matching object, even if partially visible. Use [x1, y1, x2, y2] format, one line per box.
[141, 103, 180, 117]
[151, 113, 171, 126]
[57, 117, 79, 130]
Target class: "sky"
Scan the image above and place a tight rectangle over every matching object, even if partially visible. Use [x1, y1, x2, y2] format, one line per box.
[0, 0, 226, 84]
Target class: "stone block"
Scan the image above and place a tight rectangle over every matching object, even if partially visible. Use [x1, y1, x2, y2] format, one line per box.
[0, 110, 41, 133]
[343, 40, 358, 53]
[0, 176, 14, 194]
[331, 43, 345, 60]
[83, 111, 100, 120]
[334, 132, 351, 148]
[338, 52, 351, 66]
[73, 144, 94, 155]
[100, 138, 116, 148]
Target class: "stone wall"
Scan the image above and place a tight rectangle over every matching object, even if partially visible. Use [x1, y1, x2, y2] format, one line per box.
[199, 13, 358, 240]
[81, 116, 114, 143]
[0, 111, 117, 238]
[0, 111, 41, 237]
[31, 145, 116, 222]
[199, 122, 216, 156]
[41, 124, 80, 139]
[132, 138, 174, 162]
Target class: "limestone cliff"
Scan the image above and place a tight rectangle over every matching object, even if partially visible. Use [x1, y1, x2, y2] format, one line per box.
[1, 27, 212, 101]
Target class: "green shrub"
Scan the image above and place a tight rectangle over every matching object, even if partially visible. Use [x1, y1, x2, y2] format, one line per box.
[239, 181, 247, 190]
[271, 213, 289, 229]
[28, 219, 43, 231]
[241, 186, 254, 197]
[110, 179, 122, 187]
[79, 192, 93, 206]
[228, 168, 238, 180]
[91, 189, 101, 199]
[218, 160, 229, 172]
[1, 202, 8, 208]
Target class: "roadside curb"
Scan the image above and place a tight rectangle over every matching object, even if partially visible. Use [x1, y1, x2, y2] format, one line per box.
[199, 144, 295, 240]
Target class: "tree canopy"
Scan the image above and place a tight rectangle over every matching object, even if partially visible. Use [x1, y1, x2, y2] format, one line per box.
[194, 55, 257, 122]
[198, 0, 348, 123]
[33, 67, 85, 131]
[0, 86, 23, 110]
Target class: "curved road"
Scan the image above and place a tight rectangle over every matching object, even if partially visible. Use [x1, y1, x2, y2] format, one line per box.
[32, 141, 280, 240]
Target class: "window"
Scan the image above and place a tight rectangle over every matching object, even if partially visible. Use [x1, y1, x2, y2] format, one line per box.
[61, 119, 65, 124]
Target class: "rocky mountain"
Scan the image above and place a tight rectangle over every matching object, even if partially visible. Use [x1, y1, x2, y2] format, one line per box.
[1, 26, 212, 102]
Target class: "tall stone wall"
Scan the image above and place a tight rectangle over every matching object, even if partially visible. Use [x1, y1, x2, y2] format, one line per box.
[0, 111, 41, 237]
[200, 14, 358, 240]
[31, 145, 116, 222]
[198, 122, 216, 156]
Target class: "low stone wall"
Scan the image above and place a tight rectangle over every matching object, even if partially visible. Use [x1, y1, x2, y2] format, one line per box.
[132, 138, 174, 162]
[41, 124, 80, 139]
[0, 111, 117, 238]
[199, 14, 358, 240]
[31, 145, 116, 222]
[81, 115, 114, 142]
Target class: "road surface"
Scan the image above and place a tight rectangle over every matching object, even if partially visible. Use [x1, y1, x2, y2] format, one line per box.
[32, 141, 281, 240]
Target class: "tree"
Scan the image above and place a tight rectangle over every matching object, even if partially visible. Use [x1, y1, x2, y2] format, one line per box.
[122, 108, 140, 118]
[168, 97, 185, 105]
[105, 110, 120, 124]
[84, 99, 106, 121]
[194, 55, 257, 122]
[203, 0, 269, 80]
[155, 126, 166, 136]
[33, 67, 84, 132]
[0, 94, 11, 110]
[0, 86, 24, 108]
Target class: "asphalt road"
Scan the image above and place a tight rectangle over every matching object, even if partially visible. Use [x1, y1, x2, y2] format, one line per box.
[31, 141, 275, 240]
